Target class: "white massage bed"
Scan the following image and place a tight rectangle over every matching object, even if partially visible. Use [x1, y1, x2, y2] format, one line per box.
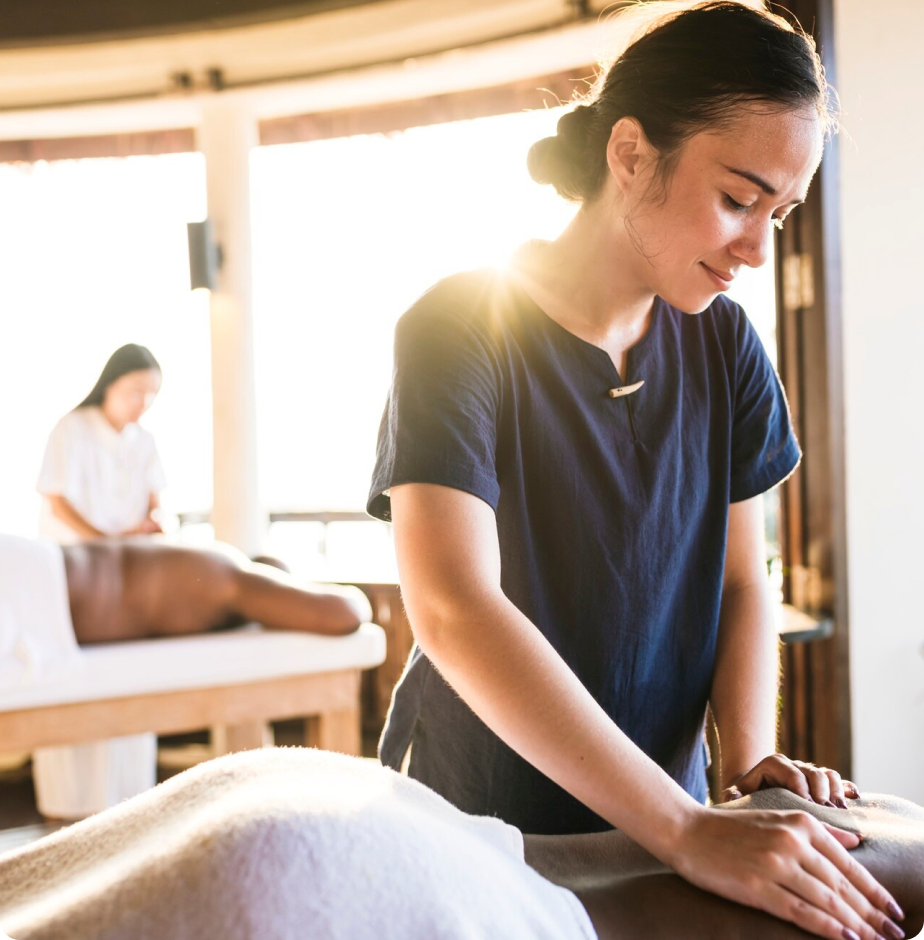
[0, 623, 387, 756]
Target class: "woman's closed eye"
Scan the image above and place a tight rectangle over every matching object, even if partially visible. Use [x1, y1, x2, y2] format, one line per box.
[724, 194, 786, 230]
[724, 194, 753, 212]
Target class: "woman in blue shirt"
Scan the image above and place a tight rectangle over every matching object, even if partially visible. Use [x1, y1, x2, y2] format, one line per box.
[369, 3, 904, 938]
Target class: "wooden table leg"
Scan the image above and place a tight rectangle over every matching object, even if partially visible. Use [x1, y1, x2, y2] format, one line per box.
[304, 708, 361, 756]
[212, 720, 273, 755]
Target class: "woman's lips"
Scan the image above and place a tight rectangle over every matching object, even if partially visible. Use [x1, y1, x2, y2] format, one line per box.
[701, 262, 734, 290]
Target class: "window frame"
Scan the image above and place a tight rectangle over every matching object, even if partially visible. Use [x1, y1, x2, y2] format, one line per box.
[774, 0, 852, 775]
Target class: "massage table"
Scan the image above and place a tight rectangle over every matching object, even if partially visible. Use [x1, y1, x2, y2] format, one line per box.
[0, 623, 386, 758]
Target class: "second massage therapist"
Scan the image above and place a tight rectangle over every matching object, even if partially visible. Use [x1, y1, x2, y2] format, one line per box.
[37, 343, 166, 543]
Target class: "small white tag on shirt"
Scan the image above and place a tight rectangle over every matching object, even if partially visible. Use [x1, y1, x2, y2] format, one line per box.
[608, 380, 645, 399]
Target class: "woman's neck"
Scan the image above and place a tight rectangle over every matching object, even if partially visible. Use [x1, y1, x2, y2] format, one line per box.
[514, 206, 655, 352]
[98, 404, 127, 433]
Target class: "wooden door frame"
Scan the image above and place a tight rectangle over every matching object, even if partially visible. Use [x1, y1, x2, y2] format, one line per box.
[774, 0, 852, 775]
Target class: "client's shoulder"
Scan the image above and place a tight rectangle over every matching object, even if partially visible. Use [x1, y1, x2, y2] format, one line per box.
[718, 787, 883, 831]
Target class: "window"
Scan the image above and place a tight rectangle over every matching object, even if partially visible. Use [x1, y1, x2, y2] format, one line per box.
[0, 152, 211, 536]
[726, 255, 784, 595]
[251, 107, 574, 579]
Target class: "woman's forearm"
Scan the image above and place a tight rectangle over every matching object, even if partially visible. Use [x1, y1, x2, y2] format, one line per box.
[392, 487, 903, 936]
[414, 589, 702, 862]
[393, 483, 700, 861]
[709, 579, 779, 788]
[47, 495, 105, 539]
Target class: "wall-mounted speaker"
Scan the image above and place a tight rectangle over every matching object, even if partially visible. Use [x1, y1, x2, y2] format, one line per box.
[187, 219, 222, 291]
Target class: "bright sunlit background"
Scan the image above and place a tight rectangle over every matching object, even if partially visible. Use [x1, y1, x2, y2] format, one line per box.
[250, 108, 574, 513]
[0, 152, 212, 538]
[0, 105, 777, 581]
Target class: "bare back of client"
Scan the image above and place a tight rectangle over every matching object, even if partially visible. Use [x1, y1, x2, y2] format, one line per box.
[526, 790, 924, 940]
[61, 540, 371, 644]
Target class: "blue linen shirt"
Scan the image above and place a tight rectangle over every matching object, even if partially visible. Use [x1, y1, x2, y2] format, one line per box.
[368, 267, 800, 835]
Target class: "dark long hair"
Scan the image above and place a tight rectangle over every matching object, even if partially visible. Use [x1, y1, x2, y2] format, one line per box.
[77, 344, 161, 409]
[528, 1, 837, 202]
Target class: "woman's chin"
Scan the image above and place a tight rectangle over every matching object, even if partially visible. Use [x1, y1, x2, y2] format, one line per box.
[660, 287, 720, 315]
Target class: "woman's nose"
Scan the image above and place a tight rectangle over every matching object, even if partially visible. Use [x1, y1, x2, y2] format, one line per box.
[731, 220, 773, 269]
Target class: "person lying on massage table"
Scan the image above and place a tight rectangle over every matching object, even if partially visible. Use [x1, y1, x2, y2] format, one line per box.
[0, 532, 371, 648]
[0, 533, 374, 822]
[0, 748, 919, 940]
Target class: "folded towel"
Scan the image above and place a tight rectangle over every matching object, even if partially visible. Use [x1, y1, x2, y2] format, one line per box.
[0, 748, 596, 940]
[0, 534, 83, 691]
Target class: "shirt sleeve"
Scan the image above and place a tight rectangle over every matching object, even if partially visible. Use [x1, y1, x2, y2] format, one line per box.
[367, 300, 501, 522]
[36, 416, 81, 499]
[728, 311, 801, 503]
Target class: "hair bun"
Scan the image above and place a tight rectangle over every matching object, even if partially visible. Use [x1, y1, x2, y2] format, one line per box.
[556, 104, 596, 151]
[526, 3, 832, 205]
[527, 104, 598, 201]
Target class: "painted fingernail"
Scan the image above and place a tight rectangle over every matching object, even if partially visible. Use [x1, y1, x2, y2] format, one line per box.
[883, 919, 905, 939]
[824, 800, 837, 808]
[842, 929, 860, 940]
[835, 797, 848, 809]
[888, 901, 905, 921]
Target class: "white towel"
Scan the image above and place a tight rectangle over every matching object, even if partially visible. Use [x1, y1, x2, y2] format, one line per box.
[0, 534, 82, 689]
[0, 533, 153, 820]
[31, 734, 158, 821]
[0, 748, 597, 940]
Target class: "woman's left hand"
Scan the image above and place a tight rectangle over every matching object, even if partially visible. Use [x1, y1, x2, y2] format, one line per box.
[721, 754, 860, 809]
[122, 516, 163, 536]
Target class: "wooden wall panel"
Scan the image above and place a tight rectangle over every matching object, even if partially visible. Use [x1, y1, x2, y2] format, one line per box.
[0, 129, 195, 163]
[259, 68, 592, 145]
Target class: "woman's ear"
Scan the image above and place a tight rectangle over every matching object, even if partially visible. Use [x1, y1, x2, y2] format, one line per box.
[605, 117, 657, 196]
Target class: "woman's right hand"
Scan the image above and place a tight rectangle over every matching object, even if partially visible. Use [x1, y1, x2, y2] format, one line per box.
[121, 517, 163, 536]
[668, 805, 905, 940]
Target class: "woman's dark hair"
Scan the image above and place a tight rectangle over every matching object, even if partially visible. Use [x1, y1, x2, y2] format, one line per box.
[528, 1, 837, 202]
[77, 344, 161, 409]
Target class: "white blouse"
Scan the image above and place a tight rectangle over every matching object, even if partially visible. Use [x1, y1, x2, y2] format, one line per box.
[37, 406, 166, 543]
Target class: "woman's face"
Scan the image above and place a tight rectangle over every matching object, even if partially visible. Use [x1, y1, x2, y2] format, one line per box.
[621, 105, 823, 313]
[102, 368, 162, 428]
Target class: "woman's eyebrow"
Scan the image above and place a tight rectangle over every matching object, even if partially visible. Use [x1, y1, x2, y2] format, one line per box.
[723, 165, 806, 205]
